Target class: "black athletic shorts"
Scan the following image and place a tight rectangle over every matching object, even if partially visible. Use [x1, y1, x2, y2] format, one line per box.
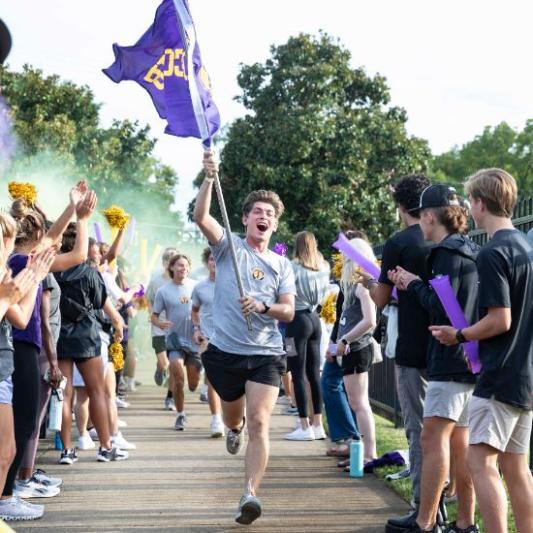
[202, 344, 286, 402]
[342, 343, 373, 376]
[152, 335, 166, 354]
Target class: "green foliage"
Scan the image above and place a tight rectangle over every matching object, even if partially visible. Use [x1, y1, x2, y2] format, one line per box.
[431, 121, 533, 195]
[0, 64, 181, 228]
[193, 33, 431, 251]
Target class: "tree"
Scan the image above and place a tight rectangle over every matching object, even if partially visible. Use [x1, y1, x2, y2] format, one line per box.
[431, 121, 533, 194]
[190, 33, 431, 250]
[0, 64, 182, 230]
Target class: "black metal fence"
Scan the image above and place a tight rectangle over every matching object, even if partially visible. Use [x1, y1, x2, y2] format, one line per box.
[369, 196, 533, 432]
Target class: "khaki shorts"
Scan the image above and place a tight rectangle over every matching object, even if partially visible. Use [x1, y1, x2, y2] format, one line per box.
[423, 380, 474, 427]
[469, 396, 533, 454]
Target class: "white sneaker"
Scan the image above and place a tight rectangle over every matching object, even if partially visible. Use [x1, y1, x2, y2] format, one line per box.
[312, 424, 327, 440]
[115, 397, 130, 409]
[88, 427, 98, 440]
[284, 425, 315, 441]
[210, 417, 225, 438]
[112, 432, 136, 450]
[0, 497, 44, 521]
[276, 395, 291, 405]
[126, 378, 136, 392]
[31, 469, 62, 488]
[164, 397, 176, 411]
[78, 433, 96, 450]
[14, 479, 60, 499]
[96, 446, 129, 462]
[117, 419, 128, 428]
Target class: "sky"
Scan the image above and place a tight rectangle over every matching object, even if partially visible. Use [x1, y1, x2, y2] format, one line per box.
[2, 0, 532, 222]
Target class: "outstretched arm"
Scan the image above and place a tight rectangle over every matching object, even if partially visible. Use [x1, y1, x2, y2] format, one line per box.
[193, 151, 223, 245]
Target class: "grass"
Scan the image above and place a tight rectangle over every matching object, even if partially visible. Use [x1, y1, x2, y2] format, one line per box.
[373, 414, 518, 533]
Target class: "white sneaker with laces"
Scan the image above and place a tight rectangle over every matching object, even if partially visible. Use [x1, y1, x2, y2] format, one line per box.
[210, 416, 225, 438]
[235, 494, 262, 525]
[14, 479, 60, 499]
[112, 431, 136, 450]
[284, 425, 315, 441]
[88, 427, 98, 440]
[78, 433, 95, 450]
[96, 446, 129, 462]
[31, 469, 62, 488]
[164, 397, 176, 411]
[0, 497, 44, 521]
[115, 397, 130, 409]
[312, 424, 327, 440]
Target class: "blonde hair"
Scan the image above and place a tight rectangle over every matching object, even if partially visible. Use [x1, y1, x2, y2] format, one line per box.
[294, 231, 322, 271]
[340, 238, 377, 304]
[464, 168, 517, 218]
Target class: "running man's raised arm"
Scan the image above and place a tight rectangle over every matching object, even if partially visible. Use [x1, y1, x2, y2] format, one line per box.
[193, 151, 223, 246]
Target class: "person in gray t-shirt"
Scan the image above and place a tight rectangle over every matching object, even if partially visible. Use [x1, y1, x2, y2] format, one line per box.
[193, 151, 296, 525]
[152, 254, 202, 430]
[191, 247, 224, 438]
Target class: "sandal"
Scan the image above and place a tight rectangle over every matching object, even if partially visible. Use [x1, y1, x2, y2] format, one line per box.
[326, 443, 350, 457]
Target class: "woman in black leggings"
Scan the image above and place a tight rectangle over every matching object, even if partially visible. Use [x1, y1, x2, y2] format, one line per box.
[284, 232, 330, 441]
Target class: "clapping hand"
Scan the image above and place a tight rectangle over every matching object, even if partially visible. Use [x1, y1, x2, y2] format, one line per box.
[76, 190, 97, 220]
[0, 268, 37, 305]
[69, 180, 88, 208]
[27, 248, 56, 282]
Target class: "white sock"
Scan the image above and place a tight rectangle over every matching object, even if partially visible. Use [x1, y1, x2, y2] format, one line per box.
[177, 411, 185, 417]
[212, 414, 222, 422]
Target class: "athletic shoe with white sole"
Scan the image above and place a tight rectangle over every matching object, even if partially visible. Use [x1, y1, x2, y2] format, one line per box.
[226, 418, 245, 455]
[96, 446, 129, 462]
[78, 433, 95, 450]
[235, 494, 262, 525]
[117, 419, 128, 428]
[174, 413, 187, 431]
[284, 425, 315, 441]
[58, 448, 79, 465]
[115, 397, 130, 409]
[312, 424, 327, 440]
[31, 469, 62, 488]
[14, 479, 60, 499]
[88, 427, 98, 440]
[210, 417, 225, 438]
[164, 397, 176, 411]
[111, 432, 136, 450]
[281, 405, 299, 415]
[0, 497, 44, 521]
[154, 368, 167, 386]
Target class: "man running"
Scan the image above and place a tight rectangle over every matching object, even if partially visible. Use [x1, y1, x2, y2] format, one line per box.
[191, 247, 224, 438]
[151, 254, 202, 431]
[194, 151, 295, 525]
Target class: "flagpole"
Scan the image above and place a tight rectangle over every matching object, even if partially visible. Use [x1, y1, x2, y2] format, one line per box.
[210, 165, 253, 332]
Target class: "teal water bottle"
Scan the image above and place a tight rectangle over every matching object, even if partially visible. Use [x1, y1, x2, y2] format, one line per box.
[349, 436, 364, 477]
[54, 431, 63, 451]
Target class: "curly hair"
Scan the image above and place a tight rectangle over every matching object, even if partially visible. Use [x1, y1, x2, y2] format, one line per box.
[431, 205, 469, 235]
[242, 190, 284, 218]
[201, 246, 212, 265]
[392, 175, 431, 218]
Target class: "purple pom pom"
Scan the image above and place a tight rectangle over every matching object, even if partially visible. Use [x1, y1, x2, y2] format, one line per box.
[272, 242, 288, 256]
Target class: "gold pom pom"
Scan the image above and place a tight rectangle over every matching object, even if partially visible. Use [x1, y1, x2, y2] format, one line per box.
[109, 342, 124, 371]
[320, 292, 338, 325]
[332, 253, 343, 280]
[8, 182, 38, 205]
[102, 205, 130, 230]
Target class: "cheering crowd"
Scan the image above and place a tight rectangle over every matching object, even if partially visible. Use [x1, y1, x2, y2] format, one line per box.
[0, 158, 531, 533]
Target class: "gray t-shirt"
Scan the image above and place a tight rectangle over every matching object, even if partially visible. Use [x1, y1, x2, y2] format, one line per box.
[292, 261, 331, 311]
[337, 285, 373, 351]
[210, 231, 296, 356]
[191, 278, 215, 339]
[0, 320, 14, 382]
[147, 269, 169, 337]
[153, 279, 198, 353]
[43, 274, 61, 344]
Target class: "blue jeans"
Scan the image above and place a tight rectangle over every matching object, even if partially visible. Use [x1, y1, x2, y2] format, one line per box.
[321, 359, 359, 442]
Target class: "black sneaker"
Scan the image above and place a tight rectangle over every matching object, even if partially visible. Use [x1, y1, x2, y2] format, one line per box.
[58, 448, 78, 465]
[407, 524, 441, 533]
[96, 446, 129, 462]
[226, 417, 245, 455]
[235, 494, 261, 525]
[444, 522, 479, 533]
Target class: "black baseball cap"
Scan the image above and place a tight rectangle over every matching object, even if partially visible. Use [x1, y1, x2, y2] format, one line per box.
[411, 184, 461, 212]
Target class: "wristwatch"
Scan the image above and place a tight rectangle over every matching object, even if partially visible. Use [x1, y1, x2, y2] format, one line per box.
[456, 329, 466, 343]
[340, 338, 349, 346]
[260, 302, 270, 314]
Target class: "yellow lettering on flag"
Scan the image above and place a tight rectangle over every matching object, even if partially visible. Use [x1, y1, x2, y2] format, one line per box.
[144, 48, 188, 90]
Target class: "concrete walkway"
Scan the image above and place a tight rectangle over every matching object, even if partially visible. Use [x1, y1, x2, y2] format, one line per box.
[16, 359, 408, 532]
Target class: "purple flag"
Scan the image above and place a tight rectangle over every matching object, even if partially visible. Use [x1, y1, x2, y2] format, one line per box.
[103, 0, 220, 146]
